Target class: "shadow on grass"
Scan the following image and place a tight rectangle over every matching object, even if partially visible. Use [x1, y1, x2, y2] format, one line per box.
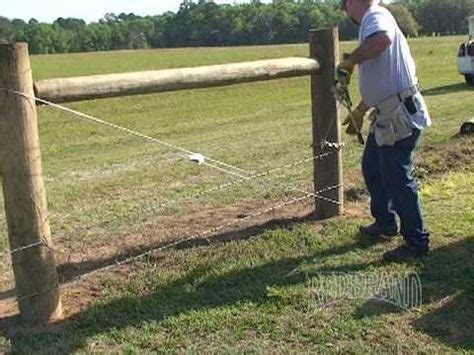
[412, 238, 474, 350]
[3, 228, 472, 352]
[1, 217, 378, 353]
[353, 237, 474, 350]
[0, 211, 318, 302]
[421, 82, 473, 96]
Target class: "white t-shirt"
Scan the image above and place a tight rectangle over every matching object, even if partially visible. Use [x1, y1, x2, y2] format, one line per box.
[358, 5, 431, 129]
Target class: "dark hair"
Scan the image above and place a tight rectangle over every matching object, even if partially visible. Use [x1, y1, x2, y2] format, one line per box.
[341, 0, 348, 10]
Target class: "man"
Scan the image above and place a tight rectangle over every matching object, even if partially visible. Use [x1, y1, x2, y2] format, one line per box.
[338, 0, 431, 261]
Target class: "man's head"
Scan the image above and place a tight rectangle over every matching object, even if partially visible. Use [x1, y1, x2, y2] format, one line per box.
[342, 0, 375, 24]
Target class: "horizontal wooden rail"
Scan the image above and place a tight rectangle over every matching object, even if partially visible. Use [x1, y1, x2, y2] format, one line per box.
[34, 57, 320, 103]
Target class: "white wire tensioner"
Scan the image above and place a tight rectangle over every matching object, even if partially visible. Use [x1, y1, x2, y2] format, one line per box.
[188, 153, 206, 165]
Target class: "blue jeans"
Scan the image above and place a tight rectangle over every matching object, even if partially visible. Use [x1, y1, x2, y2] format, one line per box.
[362, 129, 429, 250]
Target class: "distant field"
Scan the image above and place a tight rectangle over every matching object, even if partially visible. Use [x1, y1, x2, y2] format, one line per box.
[1, 36, 473, 352]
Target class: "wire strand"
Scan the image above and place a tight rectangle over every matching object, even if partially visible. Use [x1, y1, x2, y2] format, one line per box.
[13, 182, 342, 302]
[0, 151, 336, 259]
[0, 88, 344, 301]
[1, 88, 249, 178]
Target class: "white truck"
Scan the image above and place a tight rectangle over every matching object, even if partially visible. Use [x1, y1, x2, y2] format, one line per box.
[458, 15, 474, 85]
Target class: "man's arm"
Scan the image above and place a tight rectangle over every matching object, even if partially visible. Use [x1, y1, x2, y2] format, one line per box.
[336, 32, 392, 87]
[347, 32, 392, 65]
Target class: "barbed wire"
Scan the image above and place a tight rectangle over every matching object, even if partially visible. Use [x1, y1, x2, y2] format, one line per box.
[13, 182, 341, 302]
[0, 88, 345, 303]
[0, 149, 337, 259]
[8, 178, 343, 277]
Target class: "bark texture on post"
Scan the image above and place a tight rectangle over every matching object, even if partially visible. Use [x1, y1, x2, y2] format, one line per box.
[0, 43, 62, 325]
[309, 28, 344, 219]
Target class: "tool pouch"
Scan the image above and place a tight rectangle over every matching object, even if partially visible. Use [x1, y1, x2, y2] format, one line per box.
[374, 102, 413, 147]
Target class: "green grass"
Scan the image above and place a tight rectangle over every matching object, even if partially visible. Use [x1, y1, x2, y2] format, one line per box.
[1, 36, 473, 353]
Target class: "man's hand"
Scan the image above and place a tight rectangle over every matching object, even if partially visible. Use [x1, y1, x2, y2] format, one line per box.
[343, 104, 368, 135]
[336, 57, 355, 87]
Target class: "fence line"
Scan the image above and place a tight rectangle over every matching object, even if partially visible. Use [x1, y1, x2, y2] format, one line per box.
[2, 178, 343, 293]
[0, 30, 344, 325]
[14, 183, 341, 302]
[1, 88, 250, 179]
[0, 90, 343, 298]
[0, 148, 338, 260]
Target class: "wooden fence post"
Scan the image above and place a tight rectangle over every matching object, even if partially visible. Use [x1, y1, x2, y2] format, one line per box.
[0, 43, 62, 325]
[309, 28, 344, 219]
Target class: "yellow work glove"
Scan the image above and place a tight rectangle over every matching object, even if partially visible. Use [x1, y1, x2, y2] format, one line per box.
[336, 57, 355, 87]
[343, 104, 368, 135]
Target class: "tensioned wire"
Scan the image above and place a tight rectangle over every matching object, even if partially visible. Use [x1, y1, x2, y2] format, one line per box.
[0, 88, 342, 259]
[0, 89, 343, 305]
[0, 149, 339, 259]
[1, 179, 341, 299]
[13, 181, 343, 302]
[1, 88, 249, 178]
[0, 89, 344, 301]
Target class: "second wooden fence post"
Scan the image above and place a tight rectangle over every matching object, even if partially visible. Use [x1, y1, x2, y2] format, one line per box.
[309, 28, 344, 219]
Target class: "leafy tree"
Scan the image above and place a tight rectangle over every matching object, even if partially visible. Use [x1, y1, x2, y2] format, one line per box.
[4, 0, 473, 54]
[0, 16, 13, 42]
[414, 0, 474, 35]
[387, 3, 420, 36]
[54, 18, 86, 31]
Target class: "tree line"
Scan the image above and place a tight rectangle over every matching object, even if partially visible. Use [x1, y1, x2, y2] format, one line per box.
[0, 0, 473, 55]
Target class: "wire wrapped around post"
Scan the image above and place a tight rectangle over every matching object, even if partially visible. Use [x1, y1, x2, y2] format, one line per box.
[0, 43, 63, 325]
[309, 28, 344, 219]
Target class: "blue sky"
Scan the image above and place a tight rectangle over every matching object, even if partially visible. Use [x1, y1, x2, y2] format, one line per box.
[3, 0, 273, 23]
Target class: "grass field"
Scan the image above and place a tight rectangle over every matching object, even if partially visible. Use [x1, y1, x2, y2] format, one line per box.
[0, 35, 473, 353]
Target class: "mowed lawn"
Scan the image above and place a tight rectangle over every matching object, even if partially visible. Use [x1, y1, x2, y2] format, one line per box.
[0, 36, 473, 352]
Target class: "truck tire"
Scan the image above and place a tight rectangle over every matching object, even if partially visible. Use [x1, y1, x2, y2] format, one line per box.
[460, 119, 474, 136]
[465, 74, 474, 85]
